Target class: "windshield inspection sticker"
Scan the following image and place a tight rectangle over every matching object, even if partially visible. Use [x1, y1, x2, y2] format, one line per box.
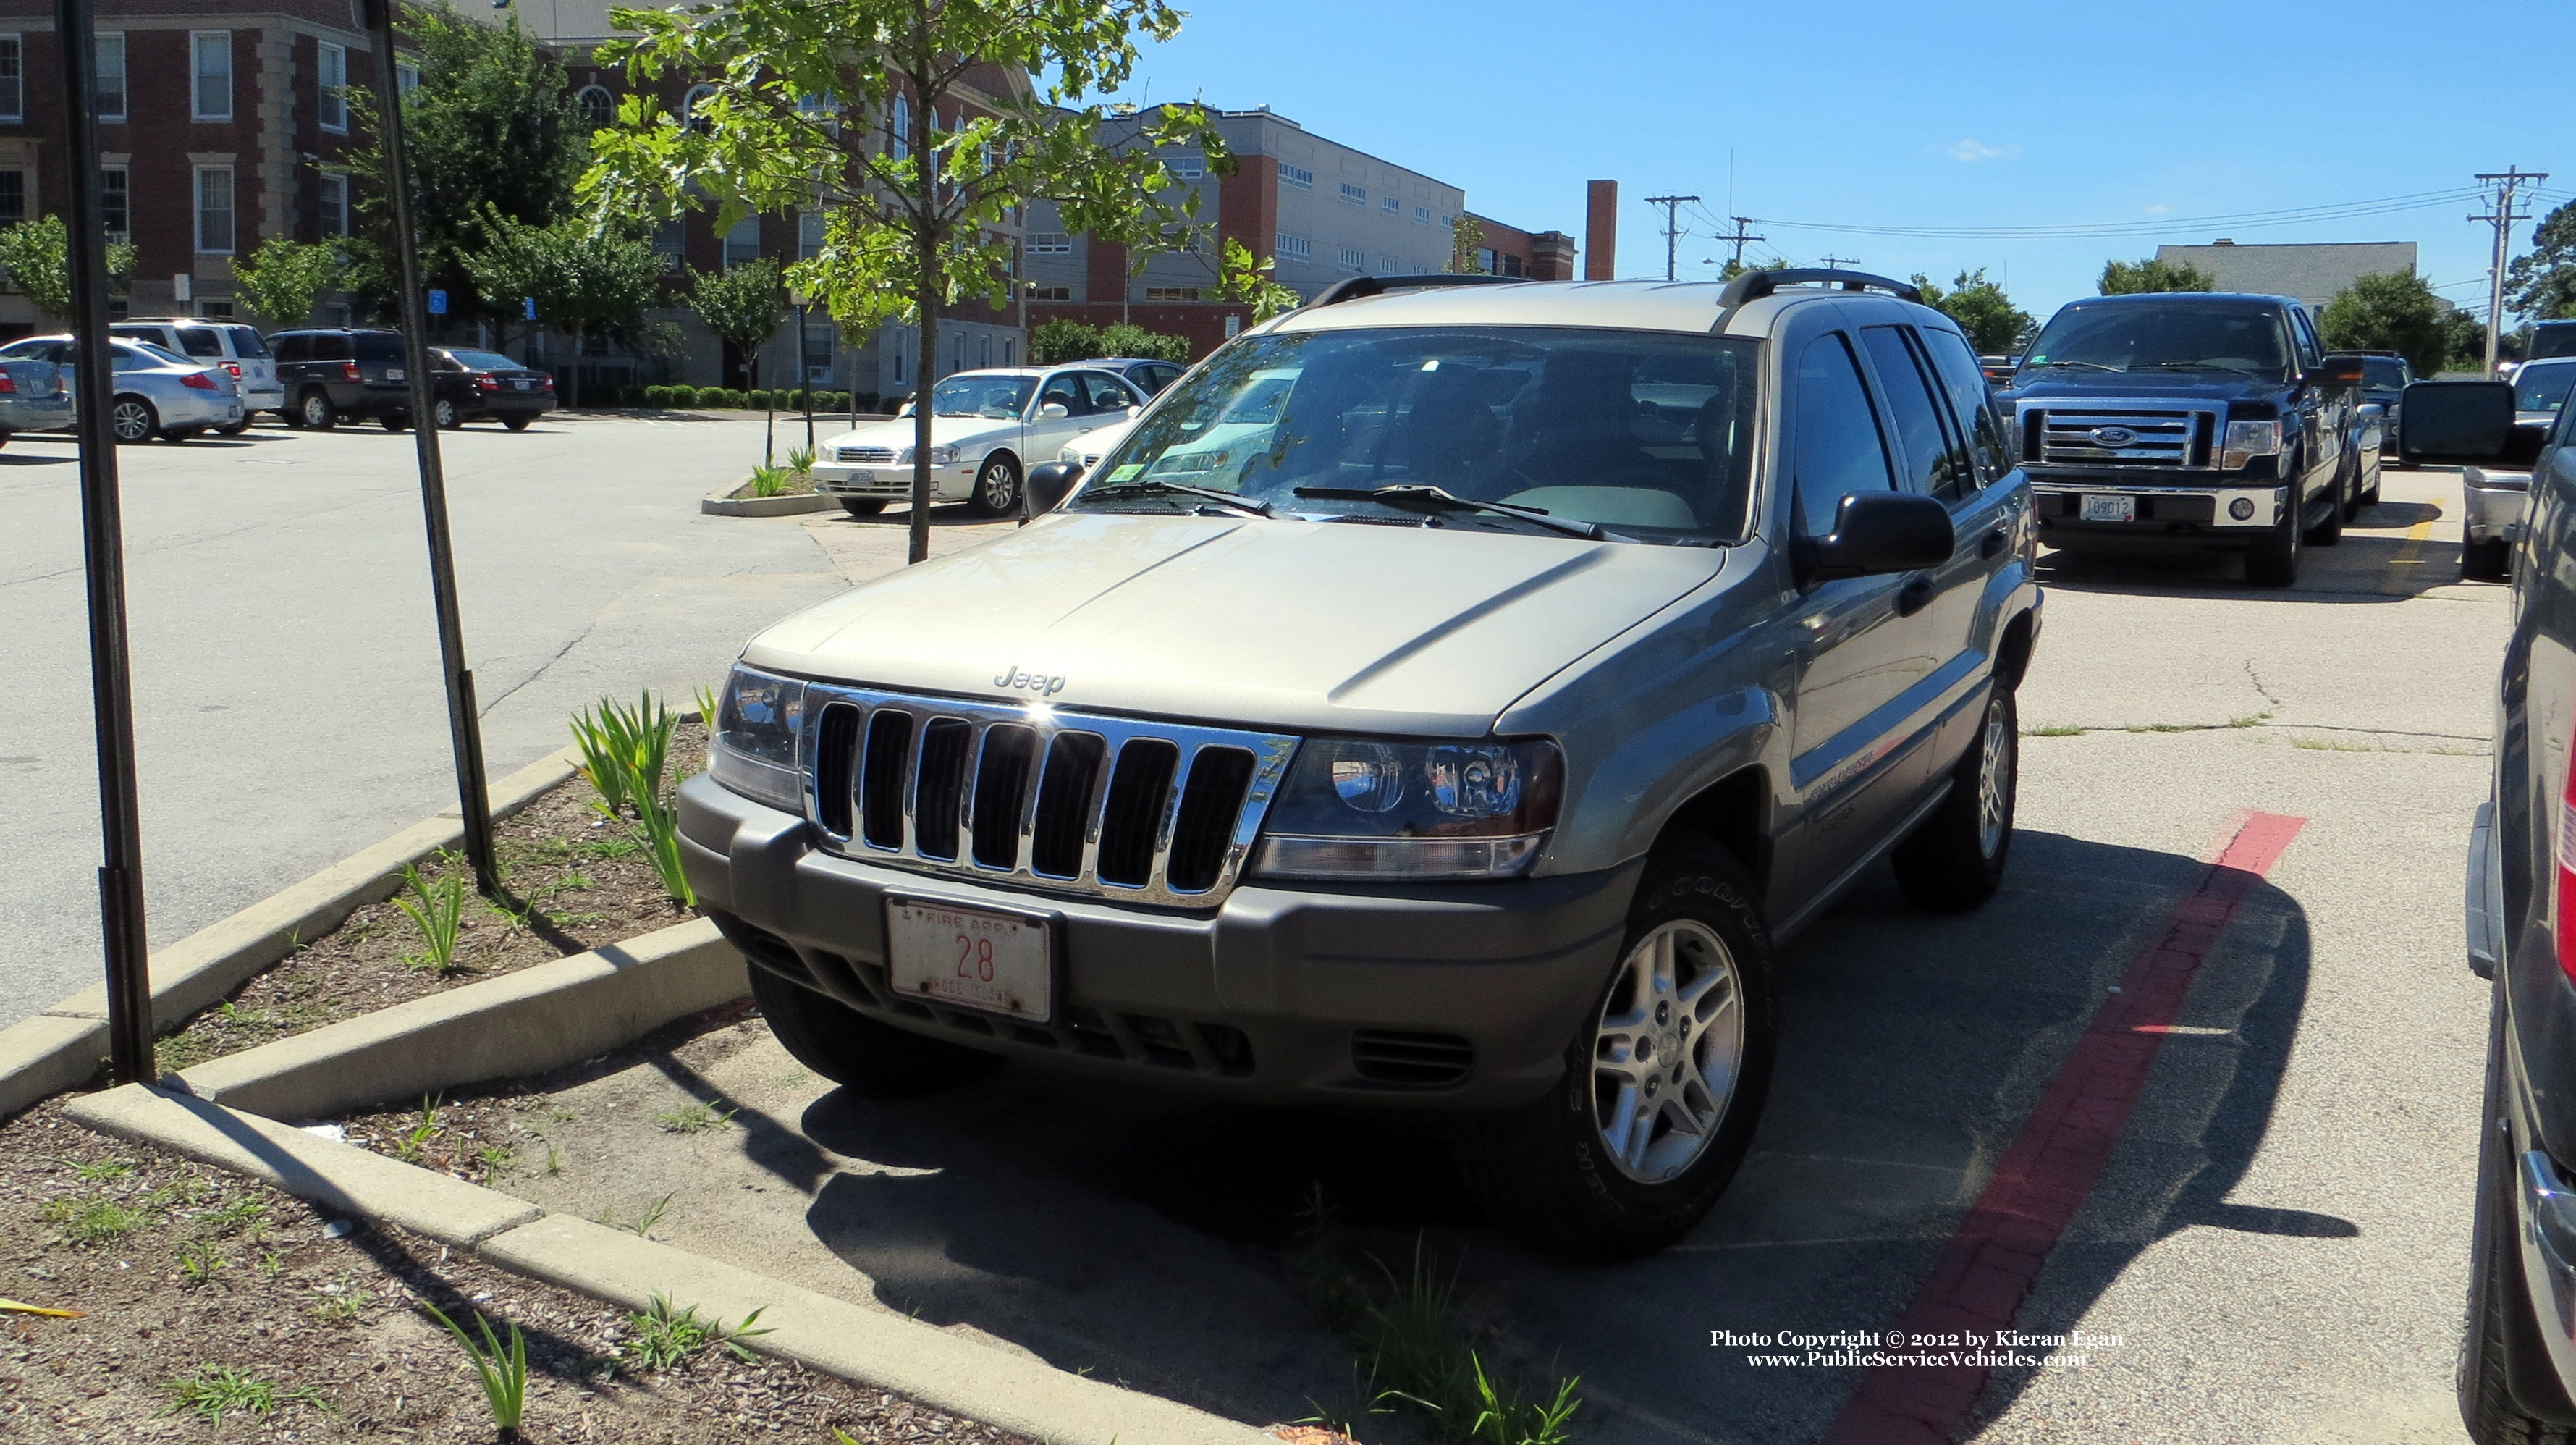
[1107, 463, 1145, 482]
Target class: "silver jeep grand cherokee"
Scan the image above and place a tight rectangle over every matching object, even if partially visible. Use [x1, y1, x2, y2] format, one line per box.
[680, 269, 2043, 1257]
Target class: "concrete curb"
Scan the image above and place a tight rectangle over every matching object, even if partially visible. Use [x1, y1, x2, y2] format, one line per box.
[701, 486, 844, 517]
[177, 917, 749, 1121]
[0, 746, 580, 1120]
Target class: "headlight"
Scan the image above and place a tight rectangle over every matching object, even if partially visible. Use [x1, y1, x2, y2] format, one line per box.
[1252, 737, 1562, 880]
[897, 443, 961, 465]
[707, 664, 806, 811]
[2221, 420, 2281, 470]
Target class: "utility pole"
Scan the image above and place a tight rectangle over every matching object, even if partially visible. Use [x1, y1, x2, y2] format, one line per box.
[1643, 194, 1698, 282]
[2472, 168, 2547, 376]
[1716, 215, 1765, 272]
[1822, 255, 1860, 270]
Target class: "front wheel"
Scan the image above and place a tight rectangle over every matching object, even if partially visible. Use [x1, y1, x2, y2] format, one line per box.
[1891, 686, 2017, 912]
[966, 453, 1021, 517]
[2245, 497, 2302, 588]
[216, 418, 251, 436]
[109, 396, 158, 445]
[2465, 538, 2514, 582]
[159, 426, 205, 444]
[1452, 844, 1776, 1260]
[747, 959, 1003, 1099]
[2305, 460, 2346, 547]
[839, 498, 887, 517]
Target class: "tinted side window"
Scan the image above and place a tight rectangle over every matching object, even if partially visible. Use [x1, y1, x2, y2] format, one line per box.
[1917, 327, 2009, 486]
[316, 334, 355, 362]
[1791, 332, 1894, 538]
[1859, 326, 1967, 500]
[352, 333, 403, 361]
[174, 327, 224, 358]
[2288, 308, 2321, 369]
[269, 334, 305, 363]
[227, 327, 269, 359]
[1077, 372, 1135, 413]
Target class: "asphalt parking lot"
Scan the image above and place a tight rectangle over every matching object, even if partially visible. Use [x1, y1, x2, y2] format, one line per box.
[478, 462, 2508, 1443]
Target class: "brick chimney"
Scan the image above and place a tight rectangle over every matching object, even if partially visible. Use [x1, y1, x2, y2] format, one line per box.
[1585, 180, 1618, 281]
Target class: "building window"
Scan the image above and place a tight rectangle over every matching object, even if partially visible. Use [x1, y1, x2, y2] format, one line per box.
[94, 35, 124, 122]
[1476, 247, 1497, 274]
[397, 62, 419, 94]
[316, 171, 347, 237]
[1026, 286, 1071, 301]
[723, 214, 759, 268]
[316, 41, 347, 133]
[195, 165, 235, 253]
[1277, 161, 1312, 192]
[1414, 205, 1430, 225]
[889, 94, 910, 160]
[1500, 254, 1525, 277]
[0, 169, 24, 225]
[0, 36, 20, 123]
[1337, 246, 1365, 273]
[578, 85, 612, 129]
[1275, 232, 1311, 263]
[683, 84, 717, 135]
[1340, 182, 1366, 206]
[1382, 195, 1399, 216]
[1166, 152, 1204, 181]
[1378, 254, 1398, 274]
[651, 218, 683, 273]
[101, 167, 129, 240]
[192, 32, 232, 121]
[1027, 232, 1071, 255]
[798, 208, 825, 261]
[1144, 287, 1200, 302]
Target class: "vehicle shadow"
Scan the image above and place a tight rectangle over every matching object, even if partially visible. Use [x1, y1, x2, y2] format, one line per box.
[809, 502, 1008, 528]
[2040, 518, 2461, 602]
[785, 828, 2311, 1443]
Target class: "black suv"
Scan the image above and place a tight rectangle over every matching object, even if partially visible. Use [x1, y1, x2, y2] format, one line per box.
[269, 327, 415, 431]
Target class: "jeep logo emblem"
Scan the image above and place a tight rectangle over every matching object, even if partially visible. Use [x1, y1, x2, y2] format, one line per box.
[993, 662, 1068, 697]
[2091, 426, 2138, 447]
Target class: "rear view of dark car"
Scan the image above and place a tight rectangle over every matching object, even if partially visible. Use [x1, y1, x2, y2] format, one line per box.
[269, 327, 415, 430]
[428, 347, 554, 431]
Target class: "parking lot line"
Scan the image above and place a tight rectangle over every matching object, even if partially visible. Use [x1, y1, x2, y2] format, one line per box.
[1822, 810, 2307, 1445]
[2386, 502, 2441, 586]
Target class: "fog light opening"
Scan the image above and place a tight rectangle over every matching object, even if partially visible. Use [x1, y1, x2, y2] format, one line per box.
[2229, 497, 2257, 521]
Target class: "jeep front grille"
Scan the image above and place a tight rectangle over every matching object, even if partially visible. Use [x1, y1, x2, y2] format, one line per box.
[799, 685, 1298, 906]
[2019, 403, 2219, 469]
[835, 444, 897, 464]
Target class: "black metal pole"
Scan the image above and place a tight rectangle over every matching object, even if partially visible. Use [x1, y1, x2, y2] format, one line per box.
[362, 0, 497, 893]
[799, 303, 814, 450]
[56, 0, 152, 1084]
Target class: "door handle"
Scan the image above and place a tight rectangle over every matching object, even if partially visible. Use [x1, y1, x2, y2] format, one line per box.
[1981, 526, 2009, 559]
[1896, 575, 1935, 618]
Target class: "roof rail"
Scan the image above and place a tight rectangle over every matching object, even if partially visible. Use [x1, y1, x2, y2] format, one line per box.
[1304, 273, 1532, 309]
[1715, 267, 1925, 316]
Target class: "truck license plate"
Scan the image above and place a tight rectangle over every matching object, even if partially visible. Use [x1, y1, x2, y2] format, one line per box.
[886, 900, 1052, 1022]
[2081, 494, 2136, 523]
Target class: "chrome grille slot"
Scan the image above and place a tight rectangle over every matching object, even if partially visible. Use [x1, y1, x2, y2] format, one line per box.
[836, 444, 897, 464]
[797, 686, 1298, 907]
[2022, 403, 2221, 469]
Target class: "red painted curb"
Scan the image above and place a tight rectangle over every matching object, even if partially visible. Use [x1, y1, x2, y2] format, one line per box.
[1820, 811, 2307, 1445]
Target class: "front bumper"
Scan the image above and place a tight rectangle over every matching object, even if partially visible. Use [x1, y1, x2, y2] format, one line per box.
[679, 771, 1638, 1109]
[2468, 468, 2533, 547]
[2032, 477, 2286, 550]
[813, 463, 981, 500]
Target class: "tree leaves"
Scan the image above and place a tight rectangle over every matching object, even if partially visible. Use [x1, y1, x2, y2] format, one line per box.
[2098, 257, 2216, 295]
[1911, 269, 2035, 355]
[2508, 201, 2576, 324]
[231, 237, 344, 329]
[0, 216, 136, 324]
[2318, 271, 2447, 375]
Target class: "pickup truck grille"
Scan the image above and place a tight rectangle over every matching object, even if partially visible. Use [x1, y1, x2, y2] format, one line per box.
[2019, 403, 2219, 469]
[800, 684, 1298, 906]
[835, 445, 897, 465]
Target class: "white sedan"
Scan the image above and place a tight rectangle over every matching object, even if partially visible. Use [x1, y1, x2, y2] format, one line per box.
[813, 366, 1146, 518]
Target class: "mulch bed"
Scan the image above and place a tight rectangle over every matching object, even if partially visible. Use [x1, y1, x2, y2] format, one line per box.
[0, 1095, 1029, 1443]
[154, 722, 709, 1077]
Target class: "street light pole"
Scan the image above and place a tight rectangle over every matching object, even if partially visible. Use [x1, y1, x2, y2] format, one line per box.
[55, 0, 153, 1084]
[362, 0, 497, 893]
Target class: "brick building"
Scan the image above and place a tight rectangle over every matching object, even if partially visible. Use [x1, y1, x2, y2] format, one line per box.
[1464, 212, 1576, 281]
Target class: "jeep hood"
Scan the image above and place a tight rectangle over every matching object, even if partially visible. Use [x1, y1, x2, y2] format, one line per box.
[743, 513, 1729, 735]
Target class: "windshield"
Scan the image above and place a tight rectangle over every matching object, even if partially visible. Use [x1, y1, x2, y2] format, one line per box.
[2025, 301, 2292, 376]
[2362, 358, 2410, 390]
[1068, 327, 1762, 542]
[444, 349, 525, 372]
[930, 374, 1037, 418]
[2516, 363, 2576, 414]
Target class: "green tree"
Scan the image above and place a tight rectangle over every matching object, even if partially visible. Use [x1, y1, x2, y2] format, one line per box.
[347, 3, 586, 329]
[584, 0, 1223, 564]
[1447, 214, 1487, 274]
[1098, 323, 1189, 363]
[463, 212, 660, 407]
[1029, 316, 1103, 365]
[229, 236, 343, 329]
[2509, 201, 2576, 323]
[2441, 308, 2496, 372]
[688, 257, 788, 458]
[1717, 256, 1790, 282]
[1216, 237, 1300, 321]
[0, 214, 136, 323]
[1910, 269, 2034, 354]
[2318, 271, 2447, 376]
[2098, 256, 2216, 295]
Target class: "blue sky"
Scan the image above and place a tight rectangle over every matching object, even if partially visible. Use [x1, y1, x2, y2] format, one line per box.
[1116, 0, 2576, 323]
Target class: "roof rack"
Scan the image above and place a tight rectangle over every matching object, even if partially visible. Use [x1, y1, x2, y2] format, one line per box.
[1715, 268, 1924, 319]
[1304, 273, 1532, 309]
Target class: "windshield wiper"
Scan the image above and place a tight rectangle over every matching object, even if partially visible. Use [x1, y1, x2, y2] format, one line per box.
[1293, 484, 1612, 540]
[1082, 479, 1273, 516]
[2149, 361, 2273, 379]
[2025, 359, 2123, 373]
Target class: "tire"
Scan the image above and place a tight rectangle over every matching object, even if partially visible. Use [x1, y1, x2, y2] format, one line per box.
[966, 452, 1021, 517]
[216, 418, 251, 436]
[2467, 539, 2514, 582]
[158, 426, 204, 444]
[502, 415, 532, 432]
[839, 498, 887, 517]
[1891, 686, 2017, 914]
[432, 398, 460, 430]
[746, 959, 1004, 1099]
[0, 429, 12, 450]
[381, 413, 410, 432]
[2304, 458, 2345, 547]
[108, 396, 158, 445]
[1451, 843, 1777, 1260]
[298, 390, 337, 431]
[2245, 492, 2302, 587]
[2460, 998, 2576, 1442]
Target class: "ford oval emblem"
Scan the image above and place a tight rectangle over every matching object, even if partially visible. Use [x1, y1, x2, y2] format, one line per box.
[2092, 426, 2137, 447]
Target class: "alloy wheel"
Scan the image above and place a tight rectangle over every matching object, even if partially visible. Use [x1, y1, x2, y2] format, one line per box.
[1591, 919, 1747, 1184]
[1977, 697, 2014, 858]
[979, 458, 1018, 513]
[110, 400, 153, 443]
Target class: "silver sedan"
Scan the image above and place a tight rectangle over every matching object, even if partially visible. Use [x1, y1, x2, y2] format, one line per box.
[0, 334, 245, 442]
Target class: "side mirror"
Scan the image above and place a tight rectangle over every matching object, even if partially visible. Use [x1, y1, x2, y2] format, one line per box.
[2400, 381, 2516, 466]
[1800, 491, 1955, 584]
[1026, 461, 1084, 514]
[2304, 353, 2367, 389]
[1038, 402, 1070, 421]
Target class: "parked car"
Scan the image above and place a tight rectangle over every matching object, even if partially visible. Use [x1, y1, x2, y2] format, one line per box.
[2453, 373, 2576, 1443]
[2528, 319, 2576, 364]
[0, 353, 73, 444]
[2455, 360, 2576, 581]
[2358, 352, 2413, 459]
[1998, 291, 2372, 586]
[808, 365, 1146, 518]
[425, 347, 554, 430]
[1081, 356, 1189, 397]
[1978, 353, 2017, 387]
[113, 318, 282, 427]
[681, 268, 2043, 1257]
[0, 334, 243, 442]
[266, 327, 415, 430]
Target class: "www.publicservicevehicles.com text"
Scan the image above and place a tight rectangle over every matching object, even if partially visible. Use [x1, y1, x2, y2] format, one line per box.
[1710, 1328, 2124, 1370]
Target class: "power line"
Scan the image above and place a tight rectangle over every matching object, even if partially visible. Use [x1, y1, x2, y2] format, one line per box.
[1643, 193, 1699, 282]
[1732, 187, 2484, 241]
[2472, 167, 2546, 376]
[1710, 215, 1765, 271]
[1820, 255, 1861, 269]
